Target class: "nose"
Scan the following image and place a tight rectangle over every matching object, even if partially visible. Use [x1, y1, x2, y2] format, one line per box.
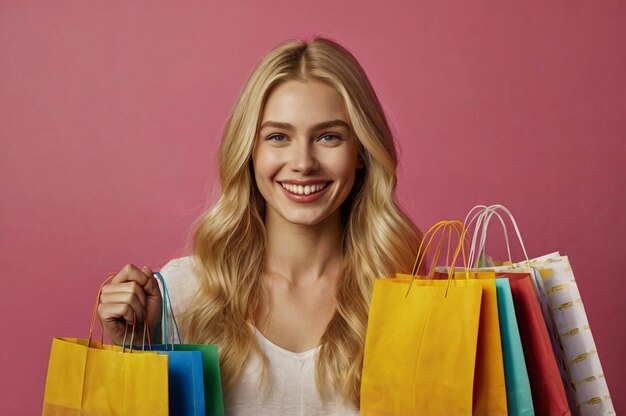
[289, 141, 318, 174]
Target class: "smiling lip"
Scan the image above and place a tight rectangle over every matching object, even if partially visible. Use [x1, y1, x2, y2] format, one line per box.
[278, 180, 331, 203]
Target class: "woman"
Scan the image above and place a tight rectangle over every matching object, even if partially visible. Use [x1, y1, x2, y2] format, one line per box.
[98, 37, 420, 414]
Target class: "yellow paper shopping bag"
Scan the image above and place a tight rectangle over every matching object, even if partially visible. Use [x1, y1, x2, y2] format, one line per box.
[42, 275, 169, 415]
[43, 338, 169, 415]
[403, 272, 508, 415]
[361, 221, 484, 415]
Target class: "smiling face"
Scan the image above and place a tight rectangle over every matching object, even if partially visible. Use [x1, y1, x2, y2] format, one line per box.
[252, 79, 364, 228]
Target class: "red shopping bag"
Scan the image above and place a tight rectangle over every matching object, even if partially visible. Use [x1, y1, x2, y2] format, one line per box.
[500, 272, 570, 415]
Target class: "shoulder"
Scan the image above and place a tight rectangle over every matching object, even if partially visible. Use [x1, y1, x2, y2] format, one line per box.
[158, 256, 202, 316]
[159, 256, 199, 279]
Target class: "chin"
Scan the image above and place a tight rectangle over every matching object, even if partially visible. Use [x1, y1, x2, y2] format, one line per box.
[265, 204, 342, 228]
[285, 216, 327, 227]
[280, 210, 337, 227]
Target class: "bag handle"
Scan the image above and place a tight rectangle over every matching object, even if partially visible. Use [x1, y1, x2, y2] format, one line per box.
[152, 272, 181, 349]
[464, 204, 530, 268]
[411, 220, 469, 277]
[88, 273, 116, 347]
[478, 205, 530, 267]
[465, 206, 511, 268]
[407, 220, 470, 297]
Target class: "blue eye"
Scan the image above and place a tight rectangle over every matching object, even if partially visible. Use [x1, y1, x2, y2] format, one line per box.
[267, 134, 286, 142]
[319, 133, 341, 142]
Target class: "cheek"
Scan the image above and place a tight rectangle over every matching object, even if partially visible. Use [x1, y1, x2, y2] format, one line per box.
[328, 153, 359, 182]
[252, 150, 282, 182]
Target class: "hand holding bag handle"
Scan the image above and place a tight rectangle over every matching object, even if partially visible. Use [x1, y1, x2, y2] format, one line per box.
[97, 265, 163, 347]
[91, 272, 142, 350]
[91, 272, 155, 351]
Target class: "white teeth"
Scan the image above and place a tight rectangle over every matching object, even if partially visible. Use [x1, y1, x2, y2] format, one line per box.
[281, 182, 328, 195]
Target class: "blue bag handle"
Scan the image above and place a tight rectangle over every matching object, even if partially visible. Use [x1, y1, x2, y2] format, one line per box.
[151, 271, 182, 350]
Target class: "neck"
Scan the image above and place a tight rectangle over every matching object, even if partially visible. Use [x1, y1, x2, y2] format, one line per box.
[263, 210, 344, 286]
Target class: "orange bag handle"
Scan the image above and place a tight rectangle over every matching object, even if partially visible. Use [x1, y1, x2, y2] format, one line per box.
[87, 273, 116, 347]
[406, 220, 470, 297]
[410, 220, 469, 278]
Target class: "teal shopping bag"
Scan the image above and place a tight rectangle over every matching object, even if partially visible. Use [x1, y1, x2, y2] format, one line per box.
[496, 278, 534, 416]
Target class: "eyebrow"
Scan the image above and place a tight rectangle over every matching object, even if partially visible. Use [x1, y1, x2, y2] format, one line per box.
[259, 119, 352, 132]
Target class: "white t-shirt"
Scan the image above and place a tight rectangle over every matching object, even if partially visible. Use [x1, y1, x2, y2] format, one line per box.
[159, 257, 360, 416]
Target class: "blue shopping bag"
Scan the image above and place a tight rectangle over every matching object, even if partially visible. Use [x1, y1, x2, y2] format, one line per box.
[130, 273, 207, 416]
[153, 272, 225, 416]
[148, 345, 206, 416]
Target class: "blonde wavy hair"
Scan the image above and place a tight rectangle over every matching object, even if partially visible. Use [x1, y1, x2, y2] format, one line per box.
[180, 37, 420, 407]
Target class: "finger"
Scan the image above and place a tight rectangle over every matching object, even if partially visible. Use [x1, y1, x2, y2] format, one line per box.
[142, 274, 162, 298]
[140, 266, 162, 297]
[100, 292, 147, 321]
[98, 302, 138, 326]
[111, 264, 150, 286]
[101, 281, 147, 309]
[142, 266, 153, 277]
[141, 267, 161, 296]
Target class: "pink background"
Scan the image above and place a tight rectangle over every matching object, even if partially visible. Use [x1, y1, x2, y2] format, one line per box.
[1, 1, 624, 413]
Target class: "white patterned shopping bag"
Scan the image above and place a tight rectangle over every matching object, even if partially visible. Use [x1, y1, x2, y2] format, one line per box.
[529, 255, 614, 416]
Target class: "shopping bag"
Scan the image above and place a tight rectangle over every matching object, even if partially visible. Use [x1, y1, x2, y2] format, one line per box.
[158, 344, 224, 416]
[153, 272, 225, 416]
[414, 272, 508, 415]
[42, 276, 169, 415]
[134, 272, 207, 416]
[495, 277, 535, 416]
[145, 345, 206, 416]
[43, 337, 169, 415]
[433, 269, 532, 416]
[504, 255, 615, 415]
[469, 204, 614, 414]
[501, 271, 570, 415]
[464, 205, 571, 415]
[361, 221, 483, 415]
